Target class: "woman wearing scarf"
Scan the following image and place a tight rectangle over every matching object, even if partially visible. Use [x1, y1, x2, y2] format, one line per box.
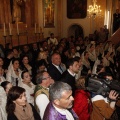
[6, 58, 22, 86]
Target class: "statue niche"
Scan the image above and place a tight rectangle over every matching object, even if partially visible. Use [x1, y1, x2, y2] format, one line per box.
[10, 0, 25, 23]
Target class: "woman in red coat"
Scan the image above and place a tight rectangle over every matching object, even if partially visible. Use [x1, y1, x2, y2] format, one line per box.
[73, 76, 92, 120]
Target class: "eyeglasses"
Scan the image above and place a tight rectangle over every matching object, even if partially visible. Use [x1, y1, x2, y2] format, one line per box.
[42, 76, 51, 80]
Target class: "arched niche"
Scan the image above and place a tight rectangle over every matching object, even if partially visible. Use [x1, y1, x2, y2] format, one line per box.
[68, 24, 84, 39]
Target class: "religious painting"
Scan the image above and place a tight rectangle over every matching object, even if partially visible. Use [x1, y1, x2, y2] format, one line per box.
[43, 0, 55, 28]
[67, 0, 87, 19]
[10, 0, 26, 23]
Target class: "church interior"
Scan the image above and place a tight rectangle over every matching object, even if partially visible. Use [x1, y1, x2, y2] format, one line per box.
[0, 0, 120, 47]
[1, 1, 120, 120]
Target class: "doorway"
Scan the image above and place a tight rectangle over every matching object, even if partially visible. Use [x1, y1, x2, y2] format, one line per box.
[68, 24, 84, 38]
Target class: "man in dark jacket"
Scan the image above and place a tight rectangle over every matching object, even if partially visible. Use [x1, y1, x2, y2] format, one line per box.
[61, 58, 80, 96]
[48, 53, 66, 81]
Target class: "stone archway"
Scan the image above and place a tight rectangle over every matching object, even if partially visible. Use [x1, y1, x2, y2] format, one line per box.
[68, 24, 84, 38]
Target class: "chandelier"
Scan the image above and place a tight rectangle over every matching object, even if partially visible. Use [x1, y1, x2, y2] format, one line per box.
[87, 0, 102, 18]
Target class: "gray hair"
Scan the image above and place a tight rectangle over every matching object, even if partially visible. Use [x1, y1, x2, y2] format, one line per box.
[49, 81, 72, 101]
[36, 71, 46, 84]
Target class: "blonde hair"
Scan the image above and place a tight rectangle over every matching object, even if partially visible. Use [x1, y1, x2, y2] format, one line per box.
[37, 51, 46, 60]
[76, 76, 86, 89]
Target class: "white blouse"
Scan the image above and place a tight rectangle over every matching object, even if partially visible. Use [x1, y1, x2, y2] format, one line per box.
[20, 82, 35, 105]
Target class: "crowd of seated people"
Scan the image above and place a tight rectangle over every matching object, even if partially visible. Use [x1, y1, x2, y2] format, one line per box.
[0, 33, 120, 120]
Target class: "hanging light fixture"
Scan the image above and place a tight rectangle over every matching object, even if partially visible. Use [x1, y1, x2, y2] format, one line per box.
[87, 0, 102, 18]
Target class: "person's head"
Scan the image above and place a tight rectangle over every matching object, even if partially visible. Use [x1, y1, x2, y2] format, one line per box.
[7, 50, 14, 58]
[32, 43, 38, 49]
[84, 51, 89, 59]
[12, 58, 20, 70]
[37, 51, 47, 60]
[97, 72, 113, 80]
[37, 65, 46, 73]
[71, 48, 76, 54]
[105, 74, 113, 80]
[6, 86, 26, 114]
[104, 25, 107, 29]
[13, 48, 19, 56]
[0, 57, 4, 66]
[1, 81, 13, 94]
[49, 81, 74, 109]
[42, 41, 48, 48]
[99, 42, 103, 47]
[63, 49, 69, 56]
[22, 55, 29, 64]
[89, 44, 95, 51]
[51, 53, 61, 66]
[21, 71, 31, 83]
[50, 33, 54, 38]
[37, 60, 47, 73]
[36, 71, 53, 87]
[67, 58, 80, 74]
[74, 57, 82, 68]
[76, 76, 86, 89]
[23, 45, 29, 53]
[116, 9, 119, 14]
[57, 45, 64, 53]
[107, 41, 112, 45]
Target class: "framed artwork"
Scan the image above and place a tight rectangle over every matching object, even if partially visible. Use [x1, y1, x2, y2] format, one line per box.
[67, 0, 87, 19]
[43, 0, 55, 28]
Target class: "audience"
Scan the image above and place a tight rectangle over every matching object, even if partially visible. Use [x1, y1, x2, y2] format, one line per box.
[0, 32, 120, 120]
